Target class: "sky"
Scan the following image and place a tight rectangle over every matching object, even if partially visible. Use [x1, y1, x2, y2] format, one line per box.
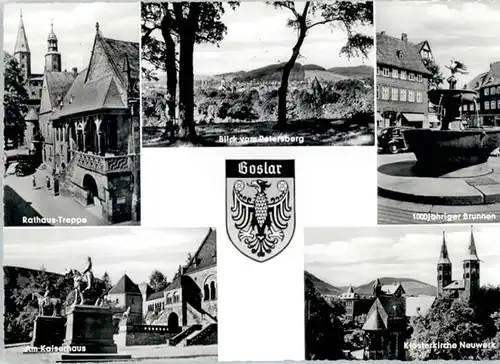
[305, 225, 500, 289]
[145, 2, 374, 76]
[3, 2, 139, 75]
[3, 227, 212, 286]
[377, 1, 500, 85]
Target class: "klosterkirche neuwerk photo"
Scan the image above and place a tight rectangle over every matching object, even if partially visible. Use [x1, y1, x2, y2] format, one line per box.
[141, 1, 375, 147]
[304, 225, 500, 361]
[3, 3, 140, 226]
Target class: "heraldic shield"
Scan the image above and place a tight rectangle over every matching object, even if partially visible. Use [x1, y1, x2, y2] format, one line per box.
[226, 159, 295, 263]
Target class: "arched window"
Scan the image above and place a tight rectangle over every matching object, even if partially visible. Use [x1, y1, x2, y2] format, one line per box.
[438, 273, 442, 280]
[204, 284, 210, 301]
[166, 294, 172, 305]
[173, 292, 179, 303]
[466, 262, 470, 268]
[466, 273, 470, 279]
[210, 281, 216, 300]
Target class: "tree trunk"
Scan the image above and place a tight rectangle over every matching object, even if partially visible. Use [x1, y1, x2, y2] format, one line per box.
[160, 7, 177, 140]
[176, 3, 200, 143]
[277, 11, 309, 127]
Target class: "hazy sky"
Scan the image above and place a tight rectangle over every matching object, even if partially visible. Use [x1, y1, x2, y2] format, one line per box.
[377, 1, 500, 85]
[3, 227, 212, 286]
[3, 2, 139, 74]
[305, 225, 500, 288]
[145, 2, 374, 76]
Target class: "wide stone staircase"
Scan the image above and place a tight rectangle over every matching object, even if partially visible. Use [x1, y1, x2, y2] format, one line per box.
[167, 324, 202, 347]
[59, 153, 78, 198]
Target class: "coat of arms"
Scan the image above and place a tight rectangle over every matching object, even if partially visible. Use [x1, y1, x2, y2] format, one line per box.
[226, 160, 295, 262]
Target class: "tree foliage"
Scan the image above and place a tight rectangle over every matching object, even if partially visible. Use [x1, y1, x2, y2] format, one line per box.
[4, 56, 28, 148]
[409, 287, 500, 360]
[269, 1, 373, 125]
[423, 58, 444, 89]
[141, 2, 239, 143]
[149, 270, 169, 293]
[4, 267, 73, 344]
[305, 274, 345, 360]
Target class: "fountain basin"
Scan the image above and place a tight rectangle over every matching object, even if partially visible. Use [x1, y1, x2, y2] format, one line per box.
[404, 128, 500, 177]
[428, 89, 478, 106]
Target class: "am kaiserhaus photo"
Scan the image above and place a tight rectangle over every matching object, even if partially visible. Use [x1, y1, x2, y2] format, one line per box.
[141, 1, 375, 147]
[3, 3, 141, 227]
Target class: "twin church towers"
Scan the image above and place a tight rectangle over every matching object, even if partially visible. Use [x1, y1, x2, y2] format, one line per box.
[13, 11, 62, 83]
[437, 226, 480, 302]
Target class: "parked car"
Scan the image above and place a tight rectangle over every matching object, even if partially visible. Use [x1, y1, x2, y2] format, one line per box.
[15, 161, 36, 176]
[378, 126, 414, 154]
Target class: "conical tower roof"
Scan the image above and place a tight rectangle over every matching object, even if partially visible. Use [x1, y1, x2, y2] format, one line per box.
[48, 22, 57, 41]
[346, 285, 354, 294]
[25, 108, 38, 121]
[14, 12, 30, 53]
[438, 231, 451, 264]
[464, 226, 479, 261]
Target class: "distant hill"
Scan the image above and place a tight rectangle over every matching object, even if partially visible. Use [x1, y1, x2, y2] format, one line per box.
[305, 271, 343, 296]
[303, 64, 326, 71]
[327, 65, 374, 79]
[4, 265, 63, 286]
[355, 277, 436, 297]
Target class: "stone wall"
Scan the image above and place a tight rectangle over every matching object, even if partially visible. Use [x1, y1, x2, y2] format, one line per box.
[107, 173, 133, 223]
[115, 324, 178, 347]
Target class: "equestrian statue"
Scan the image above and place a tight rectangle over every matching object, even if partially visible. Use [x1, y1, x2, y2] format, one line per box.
[32, 287, 62, 316]
[65, 256, 106, 306]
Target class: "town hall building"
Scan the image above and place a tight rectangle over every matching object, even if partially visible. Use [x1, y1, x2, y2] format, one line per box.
[12, 13, 140, 224]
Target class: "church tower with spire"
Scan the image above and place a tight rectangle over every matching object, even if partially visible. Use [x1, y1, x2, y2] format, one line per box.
[44, 22, 61, 72]
[14, 10, 31, 80]
[437, 231, 452, 298]
[462, 226, 480, 302]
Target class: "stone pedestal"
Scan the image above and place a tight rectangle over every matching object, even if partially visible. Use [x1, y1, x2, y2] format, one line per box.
[64, 305, 118, 353]
[32, 316, 66, 347]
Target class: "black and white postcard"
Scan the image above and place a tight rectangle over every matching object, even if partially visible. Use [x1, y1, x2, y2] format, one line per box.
[376, 1, 500, 225]
[304, 225, 500, 360]
[3, 227, 217, 363]
[3, 3, 141, 227]
[141, 1, 375, 147]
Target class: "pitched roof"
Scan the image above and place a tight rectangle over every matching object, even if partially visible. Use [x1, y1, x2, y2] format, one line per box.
[184, 229, 217, 274]
[25, 108, 39, 121]
[14, 15, 30, 53]
[444, 280, 465, 290]
[108, 274, 141, 295]
[45, 71, 77, 109]
[50, 71, 126, 120]
[101, 36, 139, 81]
[438, 231, 451, 265]
[363, 294, 406, 333]
[382, 282, 405, 295]
[465, 226, 480, 261]
[467, 72, 488, 90]
[377, 32, 431, 75]
[482, 61, 500, 88]
[363, 304, 386, 331]
[405, 296, 436, 317]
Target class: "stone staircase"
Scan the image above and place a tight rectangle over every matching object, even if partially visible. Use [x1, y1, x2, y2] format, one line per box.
[59, 153, 78, 198]
[186, 323, 217, 346]
[186, 302, 217, 325]
[167, 324, 202, 347]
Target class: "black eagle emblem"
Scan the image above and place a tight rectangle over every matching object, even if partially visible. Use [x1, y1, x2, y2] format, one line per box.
[231, 179, 292, 257]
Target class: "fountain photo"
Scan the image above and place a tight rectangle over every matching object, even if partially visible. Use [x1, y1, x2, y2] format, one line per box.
[304, 225, 500, 360]
[141, 1, 375, 147]
[376, 1, 500, 225]
[3, 227, 218, 363]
